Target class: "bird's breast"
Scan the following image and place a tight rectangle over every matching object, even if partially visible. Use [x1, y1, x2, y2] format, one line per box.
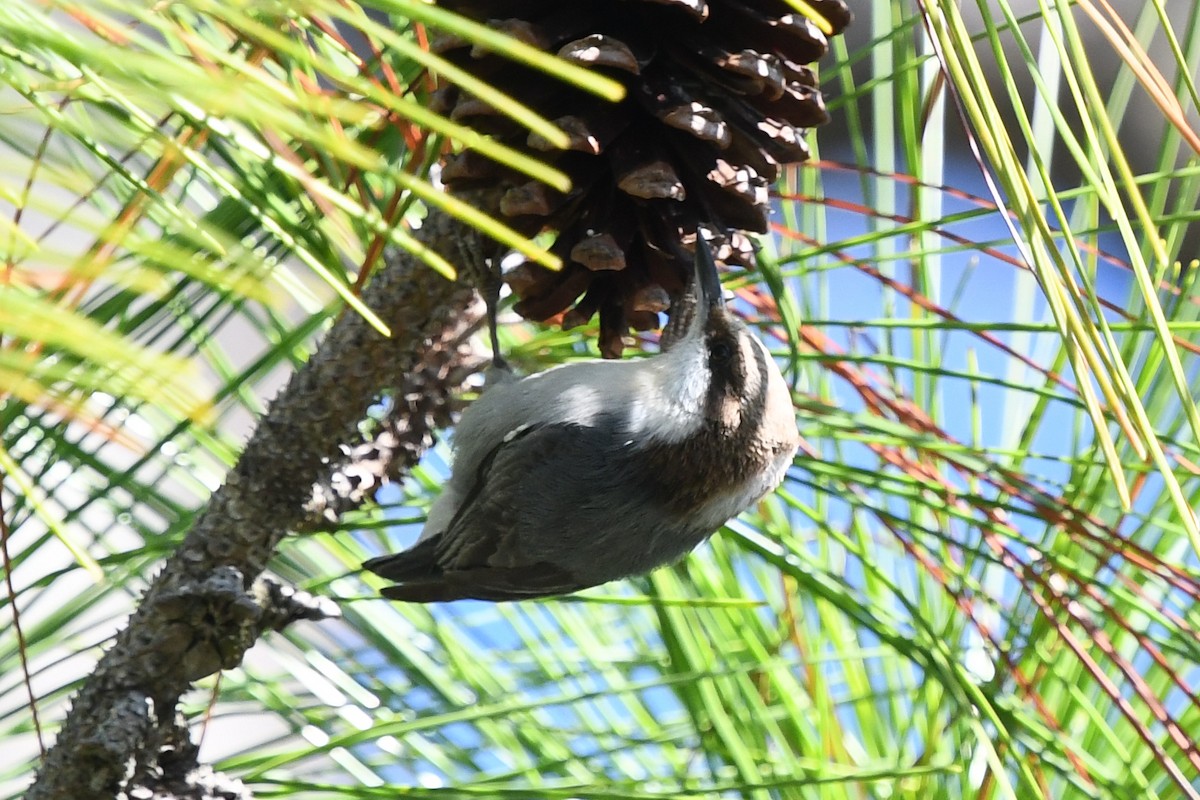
[637, 421, 796, 520]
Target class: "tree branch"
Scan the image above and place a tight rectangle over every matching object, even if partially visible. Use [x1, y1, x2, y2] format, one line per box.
[27, 209, 485, 800]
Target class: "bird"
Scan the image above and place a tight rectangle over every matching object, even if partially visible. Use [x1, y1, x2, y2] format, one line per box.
[363, 229, 800, 601]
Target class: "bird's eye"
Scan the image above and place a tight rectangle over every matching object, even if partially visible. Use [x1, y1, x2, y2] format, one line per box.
[709, 339, 734, 364]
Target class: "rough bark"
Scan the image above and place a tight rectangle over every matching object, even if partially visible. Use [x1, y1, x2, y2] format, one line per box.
[26, 209, 485, 800]
[300, 335, 485, 532]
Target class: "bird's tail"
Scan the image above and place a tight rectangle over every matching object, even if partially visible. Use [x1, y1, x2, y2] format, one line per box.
[362, 537, 440, 582]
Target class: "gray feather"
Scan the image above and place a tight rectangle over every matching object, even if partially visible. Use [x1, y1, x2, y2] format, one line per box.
[365, 415, 716, 601]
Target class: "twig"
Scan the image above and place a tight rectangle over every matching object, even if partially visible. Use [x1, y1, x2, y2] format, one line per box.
[26, 208, 485, 800]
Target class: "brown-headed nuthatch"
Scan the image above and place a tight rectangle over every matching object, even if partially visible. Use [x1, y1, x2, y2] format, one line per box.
[364, 231, 800, 601]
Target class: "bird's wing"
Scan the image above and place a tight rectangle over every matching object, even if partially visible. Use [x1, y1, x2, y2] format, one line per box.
[368, 420, 619, 602]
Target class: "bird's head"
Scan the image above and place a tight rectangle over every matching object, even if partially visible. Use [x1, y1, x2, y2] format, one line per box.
[658, 229, 795, 438]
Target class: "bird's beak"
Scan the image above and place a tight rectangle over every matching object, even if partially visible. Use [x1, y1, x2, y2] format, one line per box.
[693, 227, 725, 313]
[661, 227, 725, 350]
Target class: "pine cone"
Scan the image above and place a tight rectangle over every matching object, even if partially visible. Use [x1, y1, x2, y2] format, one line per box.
[434, 0, 851, 356]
